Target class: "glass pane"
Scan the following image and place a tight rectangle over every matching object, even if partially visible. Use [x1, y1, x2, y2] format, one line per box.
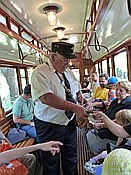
[85, 68, 88, 75]
[95, 63, 98, 73]
[102, 60, 107, 74]
[114, 51, 128, 79]
[27, 68, 34, 83]
[71, 69, 80, 81]
[0, 15, 6, 25]
[0, 67, 19, 112]
[10, 22, 19, 34]
[20, 69, 25, 77]
[21, 78, 27, 91]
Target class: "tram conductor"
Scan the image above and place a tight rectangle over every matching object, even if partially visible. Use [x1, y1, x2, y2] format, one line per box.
[31, 42, 88, 175]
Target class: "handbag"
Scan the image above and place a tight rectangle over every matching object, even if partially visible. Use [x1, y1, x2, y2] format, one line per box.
[0, 141, 28, 175]
[0, 159, 28, 175]
[7, 128, 28, 144]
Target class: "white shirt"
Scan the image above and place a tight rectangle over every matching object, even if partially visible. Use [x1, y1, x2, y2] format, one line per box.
[31, 60, 80, 125]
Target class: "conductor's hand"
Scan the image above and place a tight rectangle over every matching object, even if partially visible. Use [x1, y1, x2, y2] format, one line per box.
[73, 105, 89, 127]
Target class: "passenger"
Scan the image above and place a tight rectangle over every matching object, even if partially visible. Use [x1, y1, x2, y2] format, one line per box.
[0, 129, 57, 174]
[12, 84, 36, 139]
[88, 73, 109, 111]
[95, 110, 131, 139]
[31, 42, 89, 175]
[102, 148, 131, 175]
[86, 80, 131, 155]
[84, 109, 131, 174]
[89, 72, 99, 95]
[107, 76, 118, 103]
[0, 140, 62, 166]
[81, 75, 90, 93]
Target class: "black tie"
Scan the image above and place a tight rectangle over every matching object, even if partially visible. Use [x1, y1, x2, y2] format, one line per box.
[62, 73, 76, 119]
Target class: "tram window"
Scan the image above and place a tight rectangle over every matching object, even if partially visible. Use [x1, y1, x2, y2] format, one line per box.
[95, 63, 98, 73]
[85, 68, 88, 75]
[109, 57, 112, 76]
[10, 22, 19, 34]
[0, 15, 6, 26]
[71, 69, 80, 81]
[102, 60, 107, 74]
[0, 67, 19, 112]
[20, 69, 26, 90]
[27, 68, 34, 83]
[114, 51, 128, 80]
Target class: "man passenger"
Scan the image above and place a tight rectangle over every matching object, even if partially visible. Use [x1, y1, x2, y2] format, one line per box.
[12, 84, 36, 139]
[88, 73, 109, 111]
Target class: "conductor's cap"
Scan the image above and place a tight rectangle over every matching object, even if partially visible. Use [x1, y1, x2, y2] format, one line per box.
[52, 42, 77, 59]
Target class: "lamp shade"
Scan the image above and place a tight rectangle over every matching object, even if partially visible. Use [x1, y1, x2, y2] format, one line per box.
[53, 26, 65, 39]
[43, 4, 61, 25]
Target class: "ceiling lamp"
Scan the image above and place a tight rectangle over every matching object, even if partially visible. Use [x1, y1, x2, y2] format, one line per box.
[42, 3, 62, 25]
[53, 26, 65, 39]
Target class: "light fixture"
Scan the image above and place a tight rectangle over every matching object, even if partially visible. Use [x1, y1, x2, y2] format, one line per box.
[42, 3, 62, 25]
[53, 26, 65, 39]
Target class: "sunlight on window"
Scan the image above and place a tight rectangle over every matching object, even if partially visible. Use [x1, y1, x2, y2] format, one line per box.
[102, 60, 107, 74]
[71, 69, 80, 81]
[0, 68, 19, 112]
[114, 51, 128, 80]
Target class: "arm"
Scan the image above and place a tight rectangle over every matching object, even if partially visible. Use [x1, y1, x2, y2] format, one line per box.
[76, 91, 88, 105]
[39, 92, 89, 121]
[12, 102, 34, 125]
[96, 112, 130, 138]
[0, 141, 63, 165]
[116, 137, 123, 146]
[13, 116, 34, 126]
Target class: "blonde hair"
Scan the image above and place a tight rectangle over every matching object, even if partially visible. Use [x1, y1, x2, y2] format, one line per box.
[102, 148, 131, 175]
[116, 80, 131, 93]
[115, 109, 131, 125]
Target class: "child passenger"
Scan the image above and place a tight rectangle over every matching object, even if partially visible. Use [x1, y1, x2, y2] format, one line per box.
[84, 109, 131, 175]
[107, 76, 118, 103]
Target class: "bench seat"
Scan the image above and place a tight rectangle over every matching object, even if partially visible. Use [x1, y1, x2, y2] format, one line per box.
[0, 114, 35, 148]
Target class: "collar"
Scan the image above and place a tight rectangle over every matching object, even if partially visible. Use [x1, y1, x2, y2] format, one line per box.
[121, 96, 131, 104]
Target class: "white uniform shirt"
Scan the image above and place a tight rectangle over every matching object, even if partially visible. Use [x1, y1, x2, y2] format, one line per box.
[31, 60, 80, 125]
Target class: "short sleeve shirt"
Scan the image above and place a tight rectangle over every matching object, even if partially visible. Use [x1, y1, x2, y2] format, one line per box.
[12, 96, 34, 127]
[31, 61, 80, 125]
[108, 90, 116, 102]
[93, 86, 109, 101]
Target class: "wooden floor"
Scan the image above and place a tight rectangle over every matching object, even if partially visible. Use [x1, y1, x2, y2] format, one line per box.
[77, 127, 93, 175]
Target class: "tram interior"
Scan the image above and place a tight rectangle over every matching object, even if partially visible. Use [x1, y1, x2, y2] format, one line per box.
[0, 0, 131, 175]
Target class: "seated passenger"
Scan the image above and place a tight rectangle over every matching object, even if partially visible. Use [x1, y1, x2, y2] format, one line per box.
[0, 129, 44, 175]
[84, 109, 131, 174]
[107, 76, 118, 103]
[88, 72, 99, 95]
[86, 80, 131, 155]
[12, 84, 36, 139]
[88, 73, 109, 111]
[81, 75, 90, 93]
[102, 148, 131, 175]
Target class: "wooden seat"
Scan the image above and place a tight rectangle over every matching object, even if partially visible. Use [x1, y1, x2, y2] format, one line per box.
[0, 114, 35, 148]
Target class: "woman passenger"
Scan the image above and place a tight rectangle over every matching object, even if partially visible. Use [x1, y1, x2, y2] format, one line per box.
[86, 80, 131, 155]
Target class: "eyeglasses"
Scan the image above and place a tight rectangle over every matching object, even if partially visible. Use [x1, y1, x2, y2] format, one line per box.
[55, 54, 70, 64]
